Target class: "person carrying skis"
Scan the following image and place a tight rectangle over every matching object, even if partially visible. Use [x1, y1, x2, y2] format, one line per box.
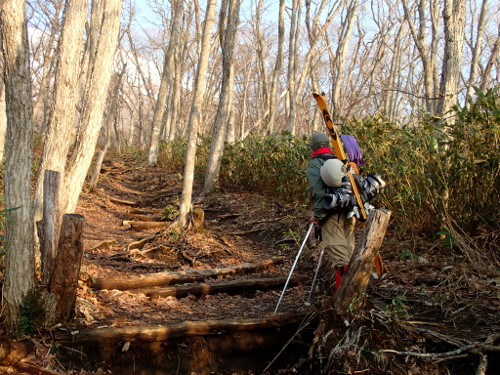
[306, 132, 385, 290]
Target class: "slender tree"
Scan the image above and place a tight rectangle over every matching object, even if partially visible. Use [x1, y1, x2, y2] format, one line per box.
[178, 0, 217, 227]
[203, 0, 241, 193]
[147, 0, 184, 166]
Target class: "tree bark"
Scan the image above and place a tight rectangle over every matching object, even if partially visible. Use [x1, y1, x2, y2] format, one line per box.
[0, 83, 6, 161]
[177, 0, 217, 227]
[1, 0, 37, 334]
[437, 0, 466, 118]
[48, 214, 85, 322]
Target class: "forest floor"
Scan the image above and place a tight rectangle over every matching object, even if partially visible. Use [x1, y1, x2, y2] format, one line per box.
[1, 151, 499, 374]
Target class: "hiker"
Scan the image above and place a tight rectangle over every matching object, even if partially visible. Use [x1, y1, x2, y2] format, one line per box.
[306, 132, 385, 291]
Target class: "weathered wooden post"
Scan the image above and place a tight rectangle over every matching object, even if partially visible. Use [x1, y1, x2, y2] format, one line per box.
[48, 213, 85, 321]
[310, 208, 392, 373]
[36, 170, 61, 285]
[333, 208, 392, 316]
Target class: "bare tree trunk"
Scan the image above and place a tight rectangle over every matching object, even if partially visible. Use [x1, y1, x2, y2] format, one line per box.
[0, 0, 37, 334]
[402, 0, 440, 114]
[328, 0, 358, 122]
[286, 0, 301, 135]
[32, 0, 89, 227]
[63, 0, 122, 214]
[203, 0, 241, 193]
[465, 0, 488, 104]
[32, 2, 63, 125]
[437, 0, 466, 118]
[147, 0, 184, 166]
[479, 26, 499, 92]
[177, 0, 217, 227]
[266, 0, 285, 135]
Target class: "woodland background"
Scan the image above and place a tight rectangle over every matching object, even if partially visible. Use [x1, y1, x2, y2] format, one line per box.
[0, 0, 498, 350]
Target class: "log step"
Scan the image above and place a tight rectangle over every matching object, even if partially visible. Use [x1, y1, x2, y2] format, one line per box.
[90, 257, 284, 290]
[55, 312, 309, 344]
[133, 275, 307, 299]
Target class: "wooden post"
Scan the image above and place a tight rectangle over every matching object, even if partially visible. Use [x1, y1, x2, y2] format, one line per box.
[37, 170, 61, 285]
[333, 208, 392, 316]
[48, 213, 85, 322]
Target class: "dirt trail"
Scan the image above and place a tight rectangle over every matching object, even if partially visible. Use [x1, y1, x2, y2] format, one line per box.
[54, 154, 500, 374]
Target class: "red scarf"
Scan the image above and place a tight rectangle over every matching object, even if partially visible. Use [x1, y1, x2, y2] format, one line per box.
[312, 147, 334, 158]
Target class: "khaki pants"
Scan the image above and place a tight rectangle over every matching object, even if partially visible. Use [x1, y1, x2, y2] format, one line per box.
[321, 214, 356, 269]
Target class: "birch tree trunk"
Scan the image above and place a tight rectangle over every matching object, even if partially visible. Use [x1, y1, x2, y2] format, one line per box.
[147, 0, 184, 166]
[437, 0, 466, 118]
[203, 0, 241, 193]
[0, 0, 37, 334]
[177, 0, 217, 227]
[62, 0, 122, 214]
[32, 0, 89, 227]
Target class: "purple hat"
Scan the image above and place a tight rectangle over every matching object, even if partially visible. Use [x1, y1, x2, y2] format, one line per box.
[341, 135, 365, 165]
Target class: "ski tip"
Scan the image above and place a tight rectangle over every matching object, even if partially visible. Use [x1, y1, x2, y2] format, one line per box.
[312, 91, 326, 98]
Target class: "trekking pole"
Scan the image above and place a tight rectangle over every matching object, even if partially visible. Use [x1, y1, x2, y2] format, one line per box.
[274, 222, 314, 314]
[304, 246, 325, 306]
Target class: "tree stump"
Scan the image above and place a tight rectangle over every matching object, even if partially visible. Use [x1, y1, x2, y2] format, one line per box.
[309, 208, 392, 373]
[333, 208, 392, 316]
[48, 214, 85, 322]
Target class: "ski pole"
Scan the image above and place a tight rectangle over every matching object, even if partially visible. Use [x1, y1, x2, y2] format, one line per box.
[304, 245, 325, 306]
[274, 222, 314, 314]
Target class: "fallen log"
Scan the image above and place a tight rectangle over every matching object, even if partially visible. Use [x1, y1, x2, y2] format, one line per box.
[134, 275, 307, 299]
[90, 257, 284, 290]
[109, 196, 137, 206]
[123, 220, 172, 230]
[55, 312, 308, 344]
[124, 213, 163, 222]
